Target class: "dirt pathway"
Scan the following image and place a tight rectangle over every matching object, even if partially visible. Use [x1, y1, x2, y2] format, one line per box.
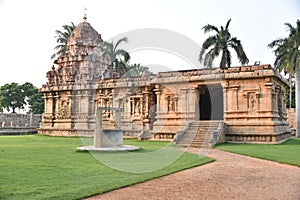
[85, 149, 300, 200]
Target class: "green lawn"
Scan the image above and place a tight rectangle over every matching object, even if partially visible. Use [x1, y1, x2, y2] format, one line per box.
[0, 135, 213, 200]
[215, 138, 300, 167]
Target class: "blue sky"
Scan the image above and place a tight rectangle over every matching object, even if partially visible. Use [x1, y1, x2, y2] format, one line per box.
[0, 0, 299, 87]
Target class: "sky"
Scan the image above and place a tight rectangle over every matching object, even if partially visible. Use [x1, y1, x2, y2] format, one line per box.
[0, 0, 299, 88]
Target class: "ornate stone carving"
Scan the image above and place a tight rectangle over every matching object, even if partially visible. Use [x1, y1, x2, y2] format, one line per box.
[39, 20, 291, 144]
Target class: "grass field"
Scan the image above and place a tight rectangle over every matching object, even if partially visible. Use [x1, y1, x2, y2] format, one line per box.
[0, 135, 213, 200]
[215, 138, 300, 167]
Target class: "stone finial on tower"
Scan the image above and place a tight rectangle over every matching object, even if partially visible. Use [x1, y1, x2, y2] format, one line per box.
[83, 8, 87, 22]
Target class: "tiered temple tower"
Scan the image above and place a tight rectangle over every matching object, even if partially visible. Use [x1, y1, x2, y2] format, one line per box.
[39, 19, 111, 135]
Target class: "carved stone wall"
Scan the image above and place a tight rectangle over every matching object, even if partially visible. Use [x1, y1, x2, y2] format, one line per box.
[39, 21, 110, 136]
[221, 65, 291, 143]
[38, 20, 291, 143]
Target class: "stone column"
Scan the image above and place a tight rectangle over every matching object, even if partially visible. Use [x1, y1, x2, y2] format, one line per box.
[180, 88, 188, 118]
[188, 88, 196, 120]
[264, 82, 273, 110]
[94, 107, 101, 148]
[194, 89, 200, 120]
[125, 97, 131, 117]
[111, 89, 116, 119]
[222, 82, 229, 113]
[154, 84, 161, 112]
[111, 89, 116, 108]
[126, 90, 132, 117]
[140, 97, 144, 117]
[43, 96, 48, 113]
[143, 88, 149, 118]
[115, 109, 121, 129]
[145, 94, 149, 117]
[131, 98, 135, 116]
[108, 98, 113, 119]
[230, 85, 239, 110]
[276, 86, 282, 117]
[77, 93, 82, 114]
[55, 94, 60, 116]
[273, 91, 278, 114]
[255, 92, 261, 111]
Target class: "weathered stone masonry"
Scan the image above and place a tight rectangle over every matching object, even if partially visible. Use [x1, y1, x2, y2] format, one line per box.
[0, 113, 42, 135]
[38, 20, 291, 143]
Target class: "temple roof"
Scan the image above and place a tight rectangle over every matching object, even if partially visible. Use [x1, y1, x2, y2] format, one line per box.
[67, 21, 102, 48]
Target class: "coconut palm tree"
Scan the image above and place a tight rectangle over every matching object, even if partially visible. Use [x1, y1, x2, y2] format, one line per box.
[127, 63, 152, 77]
[269, 37, 295, 109]
[199, 19, 249, 69]
[51, 22, 76, 60]
[268, 19, 300, 137]
[102, 37, 130, 76]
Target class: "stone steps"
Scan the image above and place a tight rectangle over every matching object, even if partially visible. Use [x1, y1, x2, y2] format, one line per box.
[176, 121, 223, 148]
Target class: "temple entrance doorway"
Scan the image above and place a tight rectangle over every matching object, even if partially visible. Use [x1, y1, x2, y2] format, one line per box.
[198, 84, 223, 120]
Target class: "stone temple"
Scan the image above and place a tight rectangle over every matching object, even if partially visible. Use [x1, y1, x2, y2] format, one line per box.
[38, 19, 291, 144]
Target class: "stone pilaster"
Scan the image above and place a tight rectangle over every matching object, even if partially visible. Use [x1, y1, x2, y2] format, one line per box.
[230, 85, 239, 111]
[221, 81, 229, 117]
[154, 84, 161, 112]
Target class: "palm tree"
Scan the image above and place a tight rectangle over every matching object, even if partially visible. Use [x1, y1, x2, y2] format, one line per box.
[199, 19, 249, 69]
[127, 63, 151, 77]
[269, 37, 296, 109]
[102, 37, 130, 76]
[268, 19, 300, 137]
[51, 22, 76, 59]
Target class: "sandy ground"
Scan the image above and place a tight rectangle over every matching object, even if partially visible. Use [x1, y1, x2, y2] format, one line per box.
[85, 149, 300, 200]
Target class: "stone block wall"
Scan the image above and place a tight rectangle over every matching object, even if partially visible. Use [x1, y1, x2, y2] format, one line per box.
[221, 65, 291, 143]
[0, 113, 42, 135]
[287, 108, 296, 128]
[287, 108, 296, 135]
[0, 113, 42, 127]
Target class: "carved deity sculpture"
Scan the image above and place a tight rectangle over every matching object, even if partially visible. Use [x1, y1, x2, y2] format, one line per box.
[46, 65, 58, 85]
[249, 93, 255, 111]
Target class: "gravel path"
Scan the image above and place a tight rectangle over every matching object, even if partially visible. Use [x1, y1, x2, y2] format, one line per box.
[85, 149, 300, 200]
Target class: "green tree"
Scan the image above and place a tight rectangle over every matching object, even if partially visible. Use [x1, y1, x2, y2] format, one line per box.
[102, 37, 131, 76]
[21, 83, 44, 114]
[0, 82, 44, 114]
[268, 38, 296, 109]
[51, 22, 76, 60]
[199, 19, 249, 69]
[268, 19, 300, 137]
[27, 92, 44, 114]
[21, 82, 36, 97]
[0, 82, 26, 113]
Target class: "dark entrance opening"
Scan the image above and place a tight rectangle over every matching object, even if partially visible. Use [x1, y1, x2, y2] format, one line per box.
[199, 85, 223, 120]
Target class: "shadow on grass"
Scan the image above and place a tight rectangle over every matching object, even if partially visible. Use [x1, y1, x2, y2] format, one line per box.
[0, 135, 213, 200]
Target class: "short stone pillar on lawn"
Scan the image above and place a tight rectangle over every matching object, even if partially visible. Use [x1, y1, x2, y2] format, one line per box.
[77, 107, 139, 151]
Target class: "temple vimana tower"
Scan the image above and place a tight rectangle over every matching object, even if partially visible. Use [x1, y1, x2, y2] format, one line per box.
[38, 19, 291, 144]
